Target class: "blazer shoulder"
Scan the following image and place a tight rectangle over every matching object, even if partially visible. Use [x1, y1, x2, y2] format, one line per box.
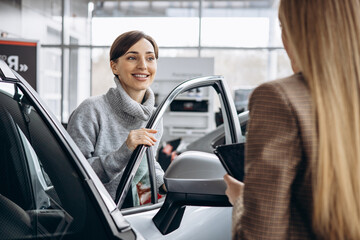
[251, 73, 310, 104]
[258, 73, 307, 92]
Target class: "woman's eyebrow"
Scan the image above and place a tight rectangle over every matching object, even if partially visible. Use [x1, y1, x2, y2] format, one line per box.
[125, 51, 139, 55]
[125, 51, 154, 55]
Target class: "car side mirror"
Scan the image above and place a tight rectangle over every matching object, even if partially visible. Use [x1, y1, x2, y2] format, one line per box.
[164, 151, 228, 195]
[153, 151, 231, 235]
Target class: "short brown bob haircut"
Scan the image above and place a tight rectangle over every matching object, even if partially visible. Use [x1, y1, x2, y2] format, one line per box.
[109, 30, 159, 62]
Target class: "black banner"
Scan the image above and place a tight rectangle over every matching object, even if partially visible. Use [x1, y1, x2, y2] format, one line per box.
[0, 39, 38, 90]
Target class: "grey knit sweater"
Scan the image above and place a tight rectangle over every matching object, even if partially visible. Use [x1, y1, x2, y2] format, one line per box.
[67, 77, 164, 200]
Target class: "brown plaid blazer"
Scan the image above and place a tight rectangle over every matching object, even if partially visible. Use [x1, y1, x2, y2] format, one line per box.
[232, 73, 317, 239]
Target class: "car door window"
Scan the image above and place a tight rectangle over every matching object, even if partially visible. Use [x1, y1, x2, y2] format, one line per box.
[0, 82, 112, 239]
[131, 155, 151, 206]
[122, 149, 165, 209]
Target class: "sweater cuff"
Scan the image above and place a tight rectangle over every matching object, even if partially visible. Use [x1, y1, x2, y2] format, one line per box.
[155, 172, 165, 189]
[113, 143, 133, 162]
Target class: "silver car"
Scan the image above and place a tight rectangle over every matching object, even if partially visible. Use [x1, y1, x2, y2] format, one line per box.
[0, 59, 248, 240]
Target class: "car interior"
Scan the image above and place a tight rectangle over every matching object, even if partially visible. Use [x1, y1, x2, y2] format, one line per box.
[0, 83, 74, 238]
[0, 82, 111, 239]
[0, 105, 34, 238]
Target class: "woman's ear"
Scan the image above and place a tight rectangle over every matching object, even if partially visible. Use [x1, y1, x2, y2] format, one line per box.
[110, 60, 118, 75]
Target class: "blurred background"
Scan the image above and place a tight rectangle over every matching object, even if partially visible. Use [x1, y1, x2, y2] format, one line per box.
[0, 0, 291, 124]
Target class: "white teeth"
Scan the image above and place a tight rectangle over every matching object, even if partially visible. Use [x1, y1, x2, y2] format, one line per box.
[133, 74, 147, 78]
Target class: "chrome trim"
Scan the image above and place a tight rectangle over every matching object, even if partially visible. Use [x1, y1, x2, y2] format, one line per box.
[150, 76, 223, 130]
[110, 208, 132, 232]
[218, 76, 244, 144]
[122, 201, 163, 216]
[149, 75, 242, 143]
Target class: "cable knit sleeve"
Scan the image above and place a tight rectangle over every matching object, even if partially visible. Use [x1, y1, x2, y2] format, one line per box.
[67, 96, 166, 200]
[67, 98, 132, 186]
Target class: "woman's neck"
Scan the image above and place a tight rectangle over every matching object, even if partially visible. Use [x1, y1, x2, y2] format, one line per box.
[119, 81, 146, 103]
[129, 90, 146, 103]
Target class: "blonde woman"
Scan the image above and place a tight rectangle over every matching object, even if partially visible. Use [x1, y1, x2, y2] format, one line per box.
[224, 0, 360, 239]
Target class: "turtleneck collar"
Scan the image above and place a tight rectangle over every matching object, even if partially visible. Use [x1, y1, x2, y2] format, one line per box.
[106, 77, 155, 121]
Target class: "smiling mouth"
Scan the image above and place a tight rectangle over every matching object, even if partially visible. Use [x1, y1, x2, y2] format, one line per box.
[132, 74, 149, 78]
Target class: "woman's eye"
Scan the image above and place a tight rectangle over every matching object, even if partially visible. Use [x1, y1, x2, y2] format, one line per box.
[127, 56, 136, 60]
[147, 56, 155, 61]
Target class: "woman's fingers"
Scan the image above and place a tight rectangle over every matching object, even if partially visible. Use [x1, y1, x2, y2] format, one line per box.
[142, 129, 157, 142]
[134, 130, 157, 144]
[126, 128, 158, 151]
[224, 173, 238, 185]
[224, 174, 244, 205]
[127, 135, 153, 151]
[143, 128, 157, 133]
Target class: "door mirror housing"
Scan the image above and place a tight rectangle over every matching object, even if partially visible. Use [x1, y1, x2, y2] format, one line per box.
[153, 151, 231, 235]
[164, 151, 227, 195]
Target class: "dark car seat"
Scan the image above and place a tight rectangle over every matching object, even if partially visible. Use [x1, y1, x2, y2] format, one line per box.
[0, 106, 34, 210]
[0, 194, 32, 238]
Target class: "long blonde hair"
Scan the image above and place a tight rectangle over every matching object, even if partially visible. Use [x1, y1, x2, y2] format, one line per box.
[279, 0, 360, 239]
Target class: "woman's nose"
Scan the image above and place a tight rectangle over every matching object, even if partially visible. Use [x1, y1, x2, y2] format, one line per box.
[137, 57, 147, 69]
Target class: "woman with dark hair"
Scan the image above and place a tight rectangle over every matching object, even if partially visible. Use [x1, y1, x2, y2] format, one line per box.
[224, 0, 360, 239]
[67, 30, 164, 205]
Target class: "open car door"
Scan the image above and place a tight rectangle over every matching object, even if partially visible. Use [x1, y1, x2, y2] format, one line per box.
[116, 76, 245, 239]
